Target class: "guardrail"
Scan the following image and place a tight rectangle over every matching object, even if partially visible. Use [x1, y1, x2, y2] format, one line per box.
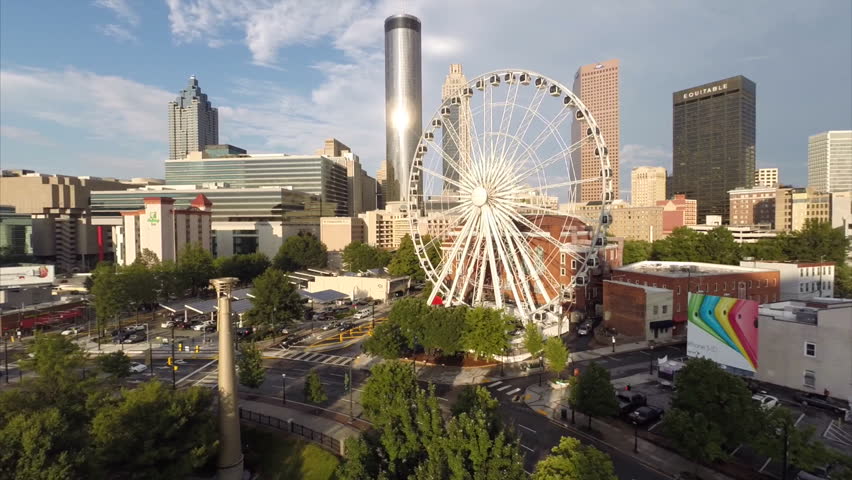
[238, 407, 342, 455]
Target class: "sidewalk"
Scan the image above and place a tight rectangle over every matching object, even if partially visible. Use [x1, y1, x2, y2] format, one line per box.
[523, 382, 734, 480]
[239, 399, 360, 455]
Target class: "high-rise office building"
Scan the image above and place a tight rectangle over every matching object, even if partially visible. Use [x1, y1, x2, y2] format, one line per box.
[384, 14, 422, 202]
[631, 166, 667, 207]
[440, 64, 470, 191]
[754, 168, 779, 188]
[672, 75, 756, 223]
[572, 59, 620, 202]
[808, 131, 852, 193]
[168, 76, 219, 161]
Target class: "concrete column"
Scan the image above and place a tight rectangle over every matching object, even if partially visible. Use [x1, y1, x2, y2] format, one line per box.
[210, 277, 243, 480]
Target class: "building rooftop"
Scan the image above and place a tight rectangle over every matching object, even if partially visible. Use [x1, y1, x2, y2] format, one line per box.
[615, 261, 775, 277]
[605, 280, 672, 294]
[759, 298, 852, 325]
[740, 260, 835, 268]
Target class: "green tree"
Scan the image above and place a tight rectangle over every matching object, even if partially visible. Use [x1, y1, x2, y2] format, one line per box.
[90, 262, 125, 340]
[121, 261, 157, 322]
[176, 243, 215, 296]
[532, 436, 618, 480]
[342, 241, 392, 272]
[741, 237, 788, 261]
[304, 370, 327, 408]
[243, 268, 304, 329]
[443, 410, 527, 480]
[754, 406, 834, 473]
[699, 226, 741, 264]
[0, 407, 77, 480]
[569, 362, 617, 430]
[214, 252, 271, 284]
[153, 259, 180, 302]
[237, 343, 266, 389]
[623, 240, 653, 265]
[361, 360, 419, 421]
[363, 320, 406, 359]
[387, 234, 440, 283]
[464, 307, 512, 360]
[138, 248, 160, 268]
[95, 351, 132, 380]
[336, 434, 383, 480]
[836, 263, 852, 298]
[451, 385, 501, 434]
[543, 336, 569, 380]
[388, 297, 429, 349]
[669, 357, 760, 448]
[422, 306, 468, 356]
[785, 219, 849, 264]
[651, 227, 705, 262]
[89, 381, 216, 479]
[663, 408, 725, 468]
[274, 232, 328, 271]
[523, 323, 545, 368]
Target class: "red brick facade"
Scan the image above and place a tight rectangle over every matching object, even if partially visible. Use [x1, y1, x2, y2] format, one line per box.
[603, 281, 647, 337]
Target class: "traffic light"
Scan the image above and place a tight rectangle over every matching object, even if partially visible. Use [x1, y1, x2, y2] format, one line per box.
[173, 365, 179, 372]
[178, 342, 183, 352]
[167, 356, 173, 366]
[194, 345, 200, 353]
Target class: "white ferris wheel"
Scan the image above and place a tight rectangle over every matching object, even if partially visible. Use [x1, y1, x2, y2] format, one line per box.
[406, 69, 614, 323]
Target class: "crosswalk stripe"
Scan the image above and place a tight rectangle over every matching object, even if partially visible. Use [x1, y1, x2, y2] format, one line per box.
[488, 381, 503, 387]
[497, 385, 512, 392]
[506, 388, 521, 396]
[305, 354, 322, 362]
[294, 352, 313, 360]
[331, 357, 350, 365]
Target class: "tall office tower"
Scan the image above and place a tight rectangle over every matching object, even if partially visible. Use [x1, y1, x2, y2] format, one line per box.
[168, 76, 218, 160]
[672, 75, 756, 223]
[440, 64, 470, 191]
[754, 168, 779, 187]
[808, 131, 852, 193]
[384, 14, 422, 202]
[572, 59, 620, 202]
[631, 166, 667, 207]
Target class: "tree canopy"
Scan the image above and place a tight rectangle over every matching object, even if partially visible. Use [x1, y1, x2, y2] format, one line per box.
[532, 436, 618, 480]
[214, 252, 270, 284]
[464, 307, 513, 360]
[176, 243, 216, 296]
[387, 234, 440, 282]
[243, 267, 304, 328]
[274, 232, 328, 271]
[237, 342, 266, 389]
[543, 336, 569, 379]
[95, 351, 132, 380]
[342, 241, 391, 272]
[304, 370, 327, 407]
[569, 362, 617, 430]
[623, 240, 653, 265]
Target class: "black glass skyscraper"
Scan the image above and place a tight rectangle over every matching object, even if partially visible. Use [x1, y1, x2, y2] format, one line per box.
[672, 75, 755, 223]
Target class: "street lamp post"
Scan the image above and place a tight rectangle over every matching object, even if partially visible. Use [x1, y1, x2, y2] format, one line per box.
[649, 343, 655, 375]
[2, 313, 8, 384]
[349, 362, 354, 421]
[146, 323, 153, 377]
[611, 335, 616, 353]
[171, 324, 176, 390]
[634, 423, 639, 453]
[281, 373, 287, 405]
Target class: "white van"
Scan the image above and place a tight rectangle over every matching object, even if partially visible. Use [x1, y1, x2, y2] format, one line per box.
[353, 309, 372, 320]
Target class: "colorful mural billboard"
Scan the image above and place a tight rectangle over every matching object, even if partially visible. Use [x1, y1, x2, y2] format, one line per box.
[686, 293, 758, 373]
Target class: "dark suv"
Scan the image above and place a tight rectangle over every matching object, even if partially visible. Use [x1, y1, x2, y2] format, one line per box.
[794, 392, 848, 416]
[616, 392, 647, 416]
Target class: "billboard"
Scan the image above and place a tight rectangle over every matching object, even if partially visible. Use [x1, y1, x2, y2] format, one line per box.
[686, 293, 758, 374]
[0, 265, 55, 288]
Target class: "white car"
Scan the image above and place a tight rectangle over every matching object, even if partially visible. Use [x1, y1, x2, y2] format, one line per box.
[752, 393, 779, 410]
[129, 362, 147, 373]
[353, 310, 372, 320]
[161, 320, 175, 328]
[127, 324, 146, 332]
[577, 323, 592, 336]
[61, 327, 82, 336]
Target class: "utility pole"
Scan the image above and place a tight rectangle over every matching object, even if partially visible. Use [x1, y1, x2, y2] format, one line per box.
[146, 323, 153, 377]
[281, 373, 287, 405]
[171, 324, 176, 390]
[2, 313, 8, 384]
[348, 362, 354, 421]
[781, 420, 789, 480]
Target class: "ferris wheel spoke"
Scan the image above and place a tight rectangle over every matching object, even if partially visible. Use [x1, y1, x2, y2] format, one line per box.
[488, 208, 528, 317]
[439, 102, 473, 187]
[446, 212, 482, 306]
[456, 224, 486, 305]
[495, 80, 521, 164]
[500, 199, 562, 217]
[427, 209, 477, 307]
[423, 137, 476, 190]
[419, 165, 471, 193]
[513, 176, 603, 195]
[491, 203, 557, 304]
[482, 208, 505, 309]
[514, 134, 590, 183]
[510, 106, 573, 173]
[490, 207, 538, 316]
[504, 85, 547, 166]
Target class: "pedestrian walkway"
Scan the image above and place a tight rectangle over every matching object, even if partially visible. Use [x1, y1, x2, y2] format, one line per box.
[267, 349, 354, 366]
[192, 371, 218, 389]
[522, 382, 734, 480]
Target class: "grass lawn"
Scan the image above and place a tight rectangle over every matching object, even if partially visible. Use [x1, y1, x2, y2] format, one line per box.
[242, 426, 340, 480]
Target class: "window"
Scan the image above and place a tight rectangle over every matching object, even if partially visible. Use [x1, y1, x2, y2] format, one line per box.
[676, 303, 680, 312]
[560, 268, 566, 276]
[714, 282, 718, 292]
[772, 279, 776, 287]
[560, 253, 566, 265]
[653, 306, 659, 315]
[677, 286, 682, 294]
[804, 342, 816, 358]
[763, 279, 768, 287]
[662, 305, 668, 314]
[748, 280, 753, 288]
[803, 370, 816, 388]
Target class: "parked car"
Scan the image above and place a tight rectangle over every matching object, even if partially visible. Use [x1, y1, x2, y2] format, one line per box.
[127, 324, 146, 332]
[161, 320, 175, 328]
[577, 322, 593, 336]
[353, 309, 372, 320]
[191, 320, 212, 331]
[796, 465, 833, 480]
[129, 362, 147, 373]
[235, 327, 252, 337]
[616, 392, 647, 416]
[61, 326, 83, 336]
[338, 321, 354, 332]
[629, 406, 664, 426]
[203, 325, 216, 333]
[123, 333, 146, 344]
[752, 393, 779, 410]
[794, 392, 848, 415]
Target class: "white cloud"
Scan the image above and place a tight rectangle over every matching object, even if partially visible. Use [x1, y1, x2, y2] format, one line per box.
[0, 125, 55, 146]
[0, 67, 172, 144]
[97, 24, 139, 43]
[93, 0, 140, 26]
[620, 144, 672, 170]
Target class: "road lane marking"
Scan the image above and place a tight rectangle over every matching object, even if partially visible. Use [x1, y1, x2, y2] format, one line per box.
[327, 373, 344, 377]
[730, 444, 743, 455]
[506, 388, 521, 396]
[488, 381, 503, 387]
[639, 350, 651, 356]
[520, 444, 534, 452]
[759, 458, 772, 472]
[794, 413, 805, 427]
[519, 424, 536, 434]
[175, 358, 218, 385]
[497, 385, 512, 391]
[648, 420, 663, 432]
[438, 397, 449, 402]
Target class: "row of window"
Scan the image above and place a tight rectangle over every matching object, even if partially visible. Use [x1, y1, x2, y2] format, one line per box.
[800, 266, 831, 277]
[800, 281, 831, 292]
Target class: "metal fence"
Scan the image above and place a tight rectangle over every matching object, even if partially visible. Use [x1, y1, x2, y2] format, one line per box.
[239, 408, 342, 455]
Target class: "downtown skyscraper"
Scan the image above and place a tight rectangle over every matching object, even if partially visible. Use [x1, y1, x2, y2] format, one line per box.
[572, 59, 620, 202]
[672, 75, 756, 223]
[808, 130, 852, 193]
[168, 76, 218, 160]
[384, 14, 423, 202]
[440, 64, 470, 192]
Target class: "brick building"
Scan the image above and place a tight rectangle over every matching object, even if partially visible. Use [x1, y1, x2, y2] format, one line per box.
[613, 261, 780, 335]
[603, 280, 674, 341]
[657, 194, 697, 235]
[729, 186, 777, 227]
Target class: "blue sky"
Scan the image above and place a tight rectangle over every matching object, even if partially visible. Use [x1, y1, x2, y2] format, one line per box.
[1, 0, 850, 195]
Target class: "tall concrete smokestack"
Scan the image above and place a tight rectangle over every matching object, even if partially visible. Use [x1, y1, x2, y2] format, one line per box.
[211, 277, 243, 480]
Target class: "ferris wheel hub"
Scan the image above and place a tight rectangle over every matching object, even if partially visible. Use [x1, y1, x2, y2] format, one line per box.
[471, 186, 489, 207]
